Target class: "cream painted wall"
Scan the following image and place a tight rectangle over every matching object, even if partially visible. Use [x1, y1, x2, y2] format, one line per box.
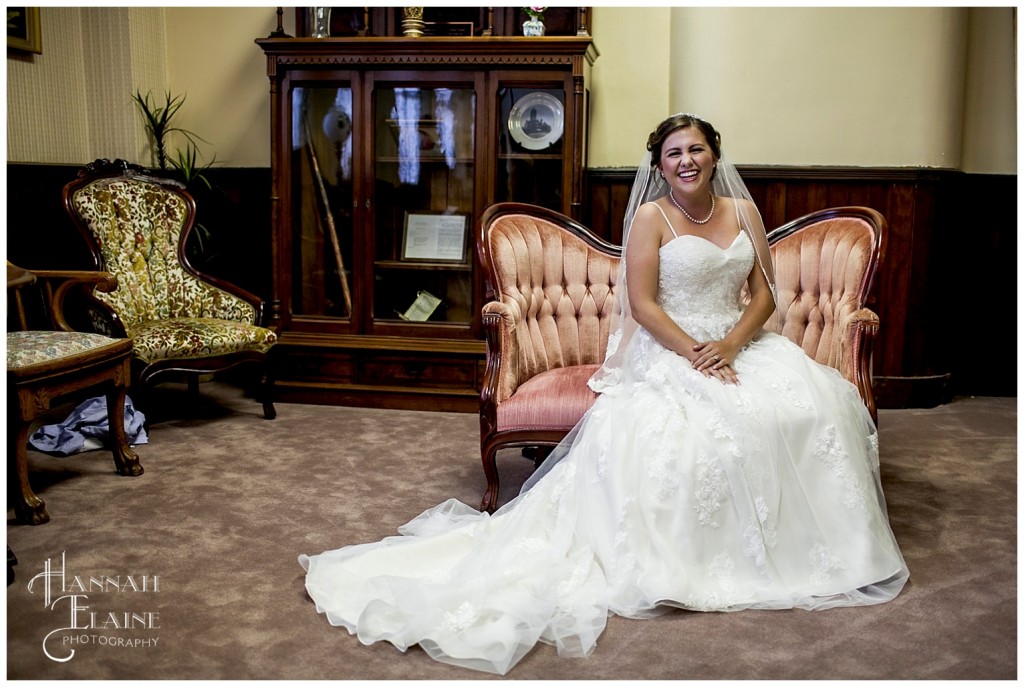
[5, 7, 1015, 173]
[665, 7, 969, 167]
[587, 7, 671, 168]
[165, 7, 289, 168]
[961, 7, 1016, 174]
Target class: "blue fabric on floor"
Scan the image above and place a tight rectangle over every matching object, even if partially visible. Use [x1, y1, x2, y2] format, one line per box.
[29, 396, 148, 456]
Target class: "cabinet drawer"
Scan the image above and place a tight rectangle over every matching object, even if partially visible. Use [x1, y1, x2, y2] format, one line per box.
[357, 354, 478, 388]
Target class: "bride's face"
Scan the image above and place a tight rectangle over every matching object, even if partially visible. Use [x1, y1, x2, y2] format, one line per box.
[659, 127, 716, 196]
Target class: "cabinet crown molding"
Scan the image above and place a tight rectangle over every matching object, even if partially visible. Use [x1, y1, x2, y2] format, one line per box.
[256, 37, 599, 67]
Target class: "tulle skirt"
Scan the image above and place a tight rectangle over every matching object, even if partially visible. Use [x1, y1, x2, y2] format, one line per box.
[299, 330, 908, 675]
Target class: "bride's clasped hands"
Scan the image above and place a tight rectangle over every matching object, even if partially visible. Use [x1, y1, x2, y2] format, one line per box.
[692, 338, 741, 383]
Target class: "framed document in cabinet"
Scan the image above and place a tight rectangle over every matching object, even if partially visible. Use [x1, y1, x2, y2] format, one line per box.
[401, 213, 469, 263]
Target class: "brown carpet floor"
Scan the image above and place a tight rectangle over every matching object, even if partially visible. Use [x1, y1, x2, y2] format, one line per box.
[5, 383, 1017, 679]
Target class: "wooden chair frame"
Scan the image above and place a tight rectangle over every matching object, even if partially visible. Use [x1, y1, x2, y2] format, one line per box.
[8, 268, 143, 525]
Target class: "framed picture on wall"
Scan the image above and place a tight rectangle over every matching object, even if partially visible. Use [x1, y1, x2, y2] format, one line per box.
[8, 7, 41, 54]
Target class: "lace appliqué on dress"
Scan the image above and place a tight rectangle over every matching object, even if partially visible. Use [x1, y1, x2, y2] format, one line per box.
[694, 452, 728, 527]
[731, 385, 765, 424]
[705, 409, 743, 459]
[763, 369, 815, 411]
[809, 543, 847, 586]
[439, 601, 479, 633]
[866, 430, 880, 468]
[742, 496, 777, 569]
[648, 445, 680, 500]
[813, 424, 868, 510]
[587, 405, 611, 484]
[685, 552, 742, 611]
[556, 558, 596, 601]
[609, 497, 639, 586]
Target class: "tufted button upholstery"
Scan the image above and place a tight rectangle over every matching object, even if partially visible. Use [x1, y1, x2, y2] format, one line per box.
[478, 204, 885, 513]
[62, 160, 278, 419]
[478, 204, 621, 512]
[766, 214, 880, 392]
[70, 178, 261, 332]
[483, 212, 619, 406]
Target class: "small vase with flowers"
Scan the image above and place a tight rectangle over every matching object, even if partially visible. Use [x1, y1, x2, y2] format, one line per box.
[522, 6, 546, 36]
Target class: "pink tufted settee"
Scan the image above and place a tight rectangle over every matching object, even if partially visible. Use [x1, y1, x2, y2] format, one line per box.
[477, 203, 885, 513]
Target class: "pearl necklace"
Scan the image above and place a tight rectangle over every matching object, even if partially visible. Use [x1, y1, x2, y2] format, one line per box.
[669, 189, 715, 225]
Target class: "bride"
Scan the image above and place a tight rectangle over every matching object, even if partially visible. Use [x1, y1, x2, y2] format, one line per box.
[299, 113, 909, 675]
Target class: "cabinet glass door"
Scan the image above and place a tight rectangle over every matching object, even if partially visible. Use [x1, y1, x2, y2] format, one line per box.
[372, 85, 476, 326]
[496, 86, 565, 210]
[290, 85, 356, 320]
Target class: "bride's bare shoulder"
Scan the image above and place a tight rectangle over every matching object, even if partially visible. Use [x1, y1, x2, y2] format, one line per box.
[632, 201, 668, 231]
[730, 197, 759, 215]
[636, 200, 667, 216]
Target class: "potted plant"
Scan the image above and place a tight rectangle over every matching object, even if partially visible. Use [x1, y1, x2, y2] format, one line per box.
[132, 90, 219, 264]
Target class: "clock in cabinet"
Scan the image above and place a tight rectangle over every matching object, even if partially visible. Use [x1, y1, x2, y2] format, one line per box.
[256, 35, 598, 410]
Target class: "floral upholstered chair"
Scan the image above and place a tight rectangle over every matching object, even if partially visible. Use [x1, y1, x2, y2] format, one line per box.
[62, 159, 277, 419]
[7, 263, 143, 525]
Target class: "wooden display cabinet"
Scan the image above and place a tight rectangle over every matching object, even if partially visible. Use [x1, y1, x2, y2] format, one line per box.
[256, 34, 597, 410]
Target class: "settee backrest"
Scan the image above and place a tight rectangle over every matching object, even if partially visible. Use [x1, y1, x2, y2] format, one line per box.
[767, 212, 881, 370]
[483, 210, 620, 387]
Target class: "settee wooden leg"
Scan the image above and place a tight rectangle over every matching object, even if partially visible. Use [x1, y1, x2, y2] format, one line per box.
[260, 364, 276, 420]
[9, 423, 49, 525]
[480, 446, 500, 513]
[106, 386, 143, 477]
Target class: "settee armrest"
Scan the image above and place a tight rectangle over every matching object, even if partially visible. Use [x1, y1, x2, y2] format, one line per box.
[481, 300, 522, 408]
[838, 306, 880, 423]
[28, 269, 128, 337]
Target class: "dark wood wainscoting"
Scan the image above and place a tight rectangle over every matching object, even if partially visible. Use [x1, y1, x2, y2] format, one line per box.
[9, 163, 1014, 409]
[585, 166, 1017, 406]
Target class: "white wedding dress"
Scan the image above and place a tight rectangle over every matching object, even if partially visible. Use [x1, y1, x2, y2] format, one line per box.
[299, 227, 909, 675]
